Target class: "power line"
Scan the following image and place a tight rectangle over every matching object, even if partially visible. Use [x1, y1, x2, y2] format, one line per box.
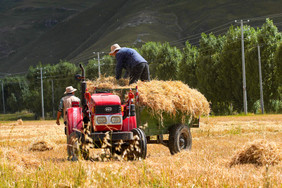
[169, 12, 282, 47]
[247, 12, 282, 21]
[70, 54, 96, 63]
[0, 71, 28, 78]
[179, 23, 282, 54]
[169, 21, 234, 44]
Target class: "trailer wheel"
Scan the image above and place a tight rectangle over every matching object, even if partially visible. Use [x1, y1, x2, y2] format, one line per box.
[168, 124, 192, 155]
[127, 128, 147, 160]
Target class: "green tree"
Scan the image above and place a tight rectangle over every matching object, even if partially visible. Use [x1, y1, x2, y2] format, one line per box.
[140, 42, 182, 80]
[274, 41, 282, 99]
[140, 42, 162, 78]
[257, 18, 282, 111]
[196, 33, 225, 113]
[244, 27, 261, 112]
[218, 25, 258, 113]
[178, 41, 199, 88]
[7, 93, 17, 112]
[155, 42, 182, 80]
[26, 61, 80, 118]
[1, 76, 29, 113]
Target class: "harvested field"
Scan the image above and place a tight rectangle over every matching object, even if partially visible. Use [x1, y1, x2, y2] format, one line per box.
[0, 114, 281, 187]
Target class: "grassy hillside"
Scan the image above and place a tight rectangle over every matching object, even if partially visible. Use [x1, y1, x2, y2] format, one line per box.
[0, 0, 100, 72]
[1, 0, 282, 73]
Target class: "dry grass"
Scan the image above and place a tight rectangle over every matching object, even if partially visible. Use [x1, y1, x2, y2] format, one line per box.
[0, 115, 281, 187]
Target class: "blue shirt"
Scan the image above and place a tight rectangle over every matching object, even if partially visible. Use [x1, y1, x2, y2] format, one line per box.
[115, 48, 147, 79]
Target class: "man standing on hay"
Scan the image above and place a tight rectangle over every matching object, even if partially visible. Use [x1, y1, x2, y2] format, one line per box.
[56, 86, 80, 159]
[109, 43, 150, 85]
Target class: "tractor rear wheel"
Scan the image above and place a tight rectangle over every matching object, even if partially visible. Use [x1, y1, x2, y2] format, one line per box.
[127, 128, 147, 160]
[68, 132, 89, 161]
[168, 124, 192, 155]
[68, 132, 80, 161]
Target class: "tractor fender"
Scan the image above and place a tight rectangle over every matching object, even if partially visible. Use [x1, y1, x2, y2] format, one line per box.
[67, 107, 83, 136]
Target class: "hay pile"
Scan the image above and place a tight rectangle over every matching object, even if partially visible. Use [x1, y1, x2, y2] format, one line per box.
[137, 80, 210, 117]
[230, 139, 281, 167]
[7, 119, 23, 126]
[17, 119, 23, 125]
[87, 77, 210, 117]
[29, 139, 55, 151]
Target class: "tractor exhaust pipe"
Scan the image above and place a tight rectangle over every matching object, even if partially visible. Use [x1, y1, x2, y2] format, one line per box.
[79, 64, 90, 125]
[79, 64, 86, 107]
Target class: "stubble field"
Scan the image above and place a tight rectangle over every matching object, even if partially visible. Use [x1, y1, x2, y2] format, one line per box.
[0, 114, 281, 187]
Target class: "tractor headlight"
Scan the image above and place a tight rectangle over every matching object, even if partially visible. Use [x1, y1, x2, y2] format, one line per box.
[111, 116, 121, 124]
[96, 116, 107, 124]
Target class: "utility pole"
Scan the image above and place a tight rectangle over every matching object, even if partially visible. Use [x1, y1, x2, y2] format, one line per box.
[51, 79, 55, 118]
[98, 52, 101, 78]
[235, 19, 249, 114]
[93, 52, 105, 78]
[1, 80, 5, 114]
[40, 67, 45, 120]
[258, 45, 264, 114]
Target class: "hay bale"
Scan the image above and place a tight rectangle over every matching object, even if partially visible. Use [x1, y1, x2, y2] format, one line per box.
[29, 140, 55, 151]
[17, 119, 23, 125]
[230, 139, 281, 167]
[87, 78, 210, 117]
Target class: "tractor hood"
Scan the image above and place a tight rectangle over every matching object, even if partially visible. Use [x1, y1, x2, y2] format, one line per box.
[91, 93, 121, 106]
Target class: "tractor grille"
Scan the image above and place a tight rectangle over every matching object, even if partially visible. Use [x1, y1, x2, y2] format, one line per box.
[95, 105, 121, 114]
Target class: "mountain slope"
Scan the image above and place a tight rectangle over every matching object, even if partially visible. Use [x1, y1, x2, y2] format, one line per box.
[1, 0, 282, 73]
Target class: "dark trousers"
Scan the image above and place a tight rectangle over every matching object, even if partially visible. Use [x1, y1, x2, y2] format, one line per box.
[129, 63, 150, 84]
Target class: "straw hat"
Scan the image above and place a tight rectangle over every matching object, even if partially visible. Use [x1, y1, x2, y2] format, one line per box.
[109, 44, 121, 55]
[64, 86, 77, 94]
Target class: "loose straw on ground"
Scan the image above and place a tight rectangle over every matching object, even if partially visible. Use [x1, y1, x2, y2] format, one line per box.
[29, 139, 55, 151]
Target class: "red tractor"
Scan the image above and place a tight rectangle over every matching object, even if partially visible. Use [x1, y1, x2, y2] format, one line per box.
[66, 64, 199, 160]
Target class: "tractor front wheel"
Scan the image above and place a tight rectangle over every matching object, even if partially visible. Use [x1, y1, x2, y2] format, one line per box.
[126, 128, 147, 160]
[168, 124, 192, 155]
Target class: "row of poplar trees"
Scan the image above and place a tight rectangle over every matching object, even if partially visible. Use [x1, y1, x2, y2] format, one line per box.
[0, 19, 281, 117]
